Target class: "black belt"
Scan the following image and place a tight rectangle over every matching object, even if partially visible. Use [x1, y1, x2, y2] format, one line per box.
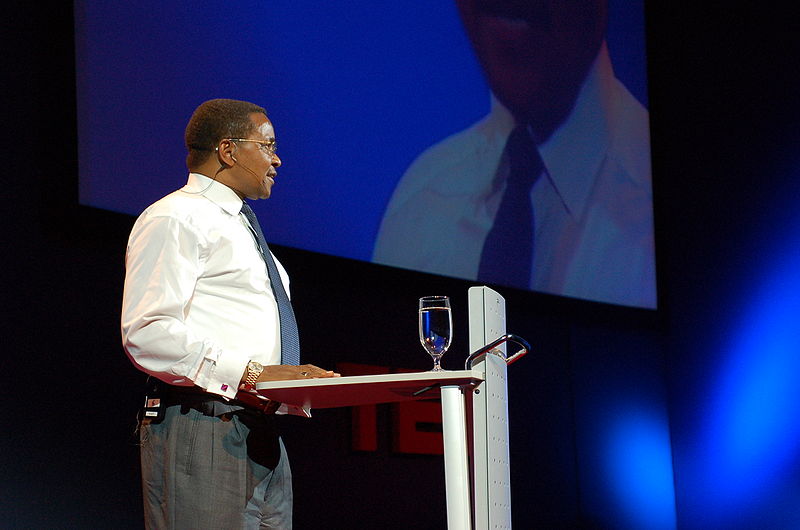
[159, 381, 281, 416]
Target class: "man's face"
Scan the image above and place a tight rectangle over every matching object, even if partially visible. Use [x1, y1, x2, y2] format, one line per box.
[226, 113, 282, 200]
[456, 0, 607, 140]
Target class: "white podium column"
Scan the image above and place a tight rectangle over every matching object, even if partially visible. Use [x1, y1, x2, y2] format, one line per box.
[441, 384, 472, 530]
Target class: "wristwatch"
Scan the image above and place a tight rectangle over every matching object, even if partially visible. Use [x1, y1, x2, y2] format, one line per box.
[244, 360, 264, 388]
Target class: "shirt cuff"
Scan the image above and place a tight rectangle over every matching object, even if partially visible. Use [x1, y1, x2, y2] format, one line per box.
[200, 355, 249, 400]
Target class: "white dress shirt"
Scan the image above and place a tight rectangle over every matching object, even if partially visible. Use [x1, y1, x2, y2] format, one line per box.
[373, 42, 656, 308]
[121, 173, 289, 399]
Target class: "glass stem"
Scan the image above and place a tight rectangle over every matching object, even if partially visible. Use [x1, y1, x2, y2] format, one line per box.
[432, 355, 443, 371]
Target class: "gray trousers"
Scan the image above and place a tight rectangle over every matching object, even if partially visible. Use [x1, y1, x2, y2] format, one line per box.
[140, 401, 292, 529]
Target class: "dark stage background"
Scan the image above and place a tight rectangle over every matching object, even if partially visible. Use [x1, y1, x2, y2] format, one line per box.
[4, 4, 800, 529]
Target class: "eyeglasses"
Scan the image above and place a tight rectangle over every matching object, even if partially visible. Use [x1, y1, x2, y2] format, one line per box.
[226, 138, 278, 155]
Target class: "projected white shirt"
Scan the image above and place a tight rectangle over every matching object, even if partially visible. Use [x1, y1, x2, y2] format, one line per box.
[373, 43, 656, 308]
[121, 173, 289, 399]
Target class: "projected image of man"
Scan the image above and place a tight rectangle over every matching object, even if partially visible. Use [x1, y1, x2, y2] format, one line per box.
[373, 0, 655, 308]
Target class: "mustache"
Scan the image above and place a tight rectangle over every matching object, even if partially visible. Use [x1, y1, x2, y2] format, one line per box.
[473, 0, 552, 29]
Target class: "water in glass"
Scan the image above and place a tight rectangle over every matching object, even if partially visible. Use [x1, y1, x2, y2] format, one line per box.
[419, 295, 452, 371]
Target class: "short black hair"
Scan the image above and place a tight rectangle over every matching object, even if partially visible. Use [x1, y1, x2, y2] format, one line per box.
[184, 98, 267, 169]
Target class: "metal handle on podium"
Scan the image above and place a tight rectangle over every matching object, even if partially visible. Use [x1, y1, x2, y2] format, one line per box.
[464, 333, 531, 369]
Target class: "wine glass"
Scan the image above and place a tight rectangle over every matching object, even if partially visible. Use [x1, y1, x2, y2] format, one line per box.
[418, 296, 452, 371]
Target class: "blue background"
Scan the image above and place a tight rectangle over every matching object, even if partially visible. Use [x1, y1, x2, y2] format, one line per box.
[75, 1, 646, 263]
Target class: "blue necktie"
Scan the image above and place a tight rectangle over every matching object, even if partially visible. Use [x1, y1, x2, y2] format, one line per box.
[240, 202, 301, 366]
[477, 125, 543, 289]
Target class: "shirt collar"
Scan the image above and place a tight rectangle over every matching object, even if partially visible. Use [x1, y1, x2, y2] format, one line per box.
[480, 41, 614, 219]
[183, 172, 244, 217]
[539, 41, 613, 219]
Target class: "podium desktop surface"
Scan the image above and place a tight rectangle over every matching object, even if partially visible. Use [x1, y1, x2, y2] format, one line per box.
[255, 370, 483, 409]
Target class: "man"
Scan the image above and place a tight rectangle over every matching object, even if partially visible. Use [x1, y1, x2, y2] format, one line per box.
[122, 98, 338, 528]
[373, 0, 655, 308]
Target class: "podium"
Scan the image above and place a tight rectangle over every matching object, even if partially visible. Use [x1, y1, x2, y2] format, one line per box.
[256, 286, 521, 529]
[256, 370, 484, 529]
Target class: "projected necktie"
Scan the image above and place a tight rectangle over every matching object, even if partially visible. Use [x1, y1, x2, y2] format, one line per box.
[477, 124, 543, 289]
[240, 202, 301, 366]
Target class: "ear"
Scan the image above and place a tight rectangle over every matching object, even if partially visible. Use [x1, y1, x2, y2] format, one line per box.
[216, 138, 237, 167]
